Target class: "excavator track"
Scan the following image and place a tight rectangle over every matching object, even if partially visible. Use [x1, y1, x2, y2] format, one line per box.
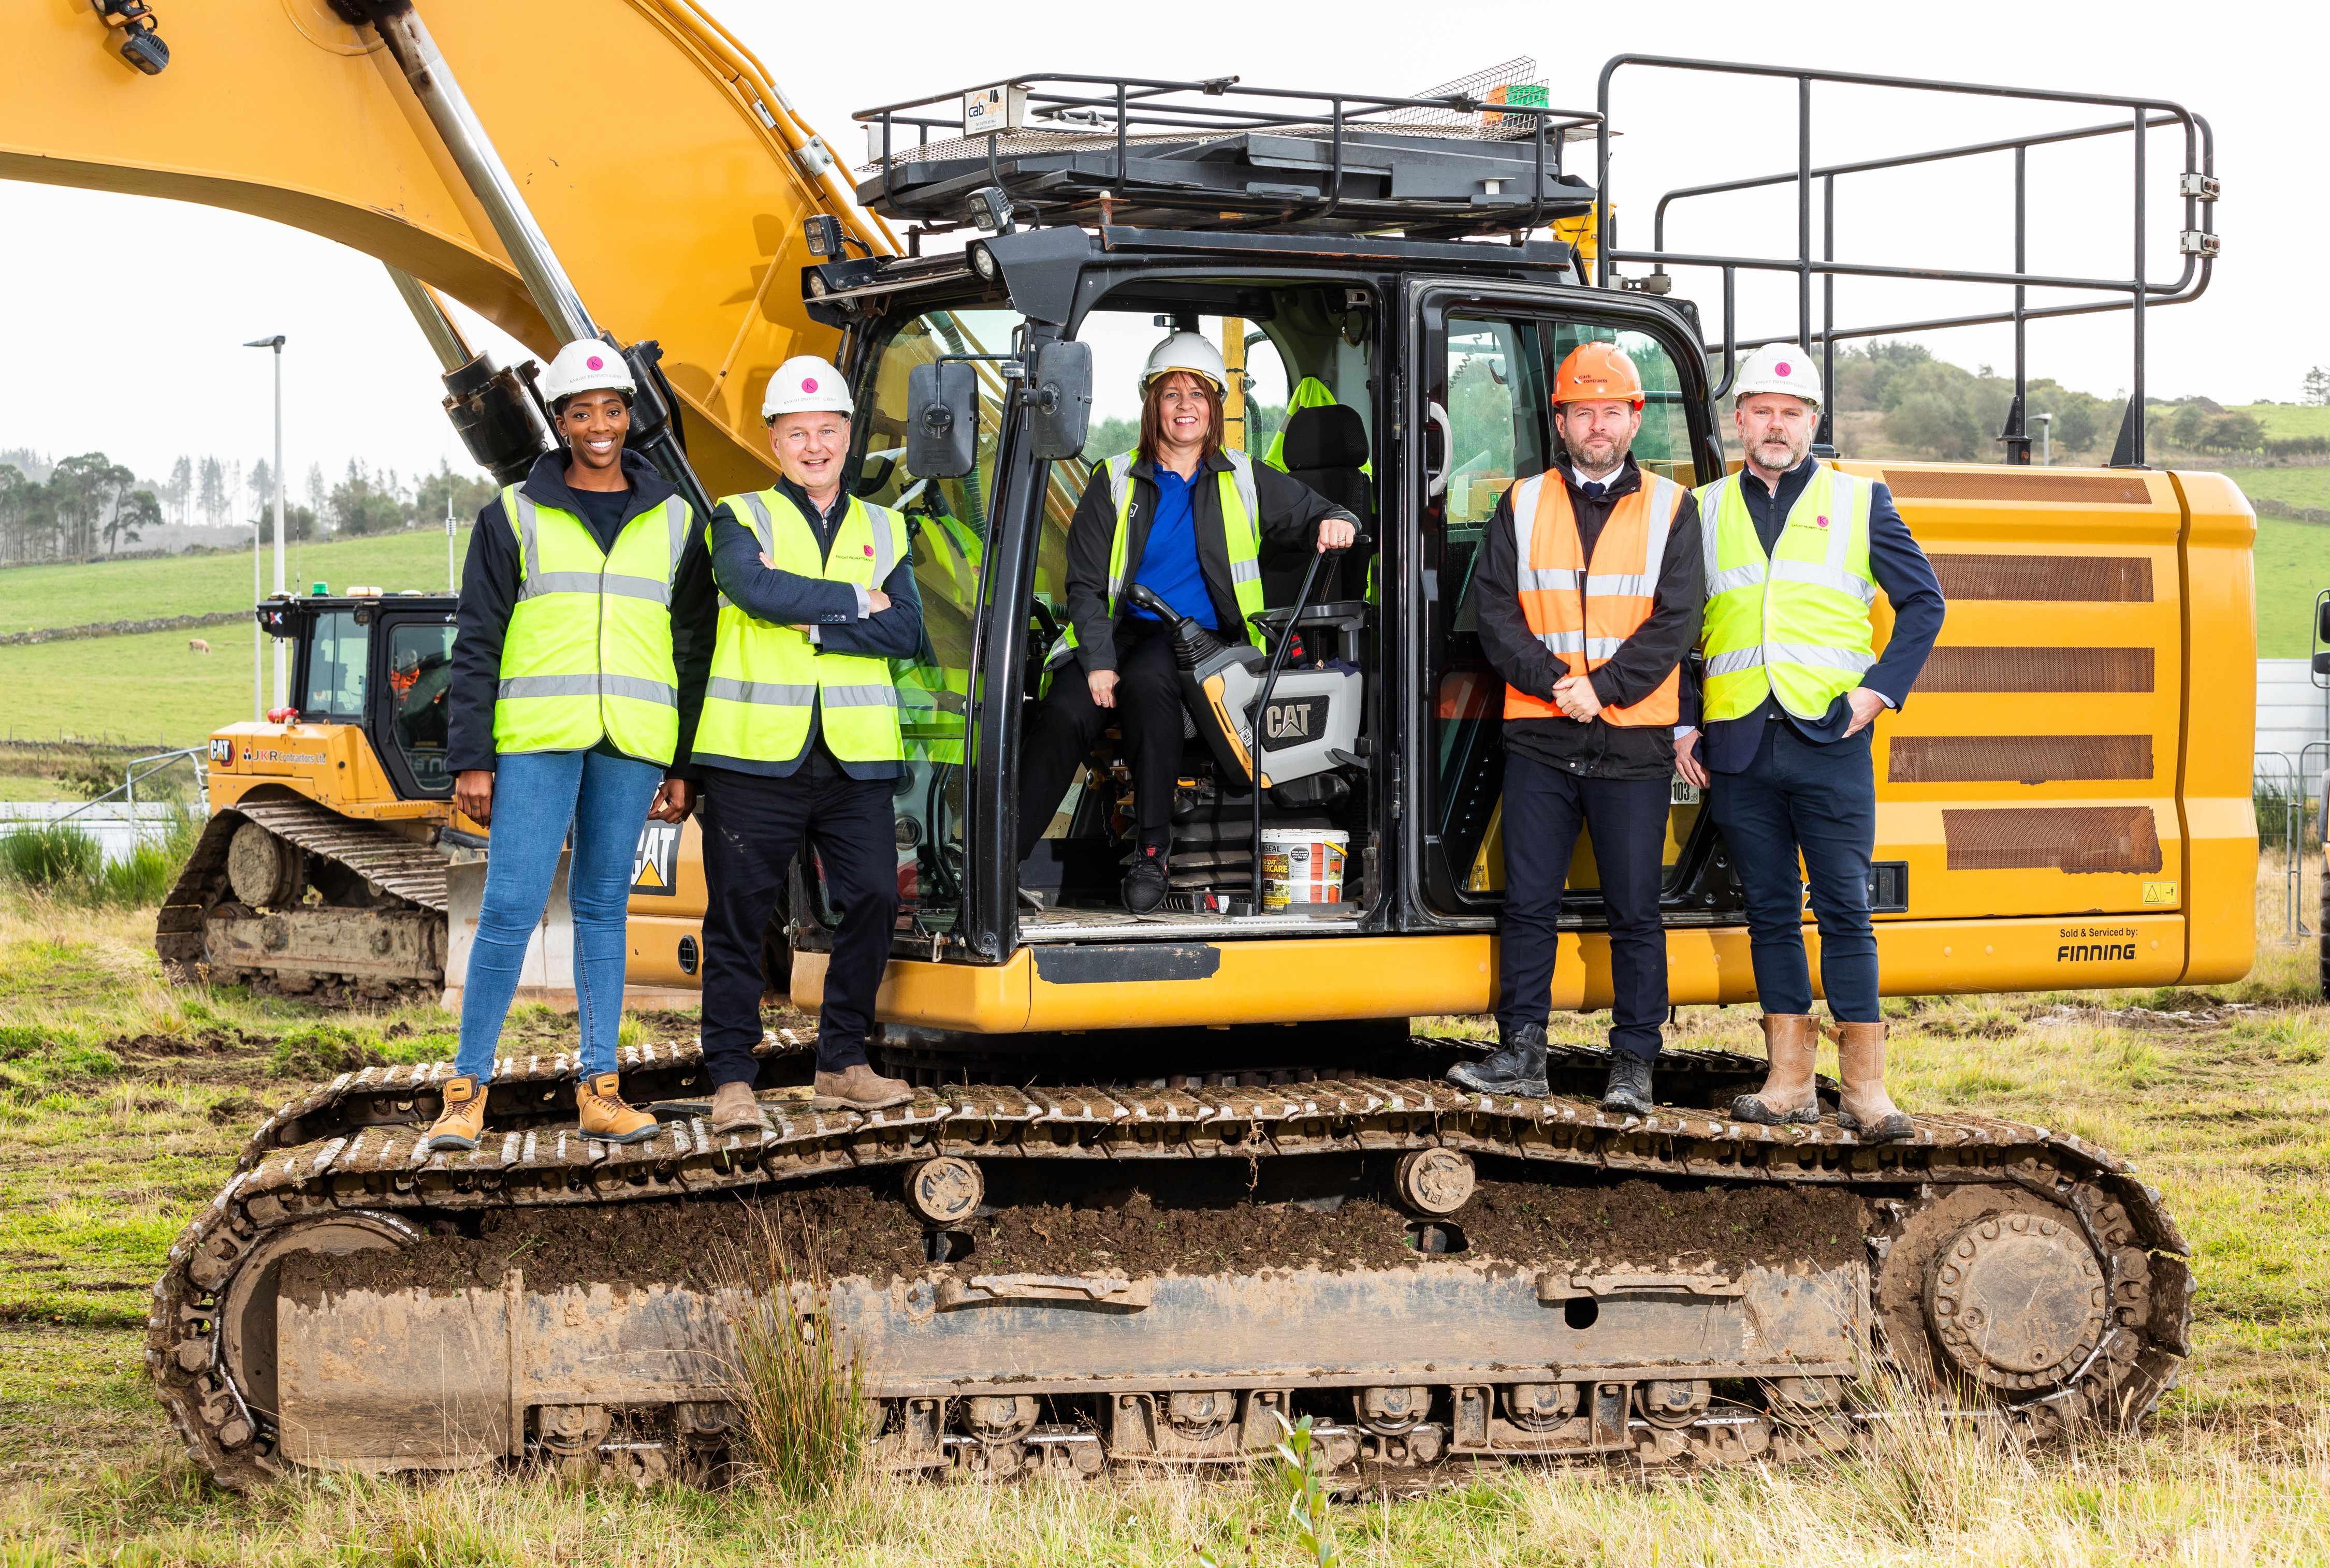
[149, 1037, 2192, 1490]
[158, 798, 449, 1002]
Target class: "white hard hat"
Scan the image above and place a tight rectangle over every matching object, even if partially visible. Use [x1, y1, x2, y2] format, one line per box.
[763, 355, 852, 420]
[1731, 343, 1822, 408]
[540, 339, 636, 406]
[1139, 331, 1227, 400]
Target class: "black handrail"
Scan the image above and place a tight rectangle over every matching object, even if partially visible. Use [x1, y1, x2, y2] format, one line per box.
[1596, 55, 2216, 468]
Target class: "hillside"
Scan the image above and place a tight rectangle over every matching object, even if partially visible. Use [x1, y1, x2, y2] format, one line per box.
[0, 526, 467, 637]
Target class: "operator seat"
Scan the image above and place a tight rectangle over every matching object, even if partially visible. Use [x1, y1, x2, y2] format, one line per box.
[1261, 402, 1372, 607]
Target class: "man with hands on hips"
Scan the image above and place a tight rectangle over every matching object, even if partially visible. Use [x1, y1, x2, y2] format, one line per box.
[1675, 343, 1944, 1143]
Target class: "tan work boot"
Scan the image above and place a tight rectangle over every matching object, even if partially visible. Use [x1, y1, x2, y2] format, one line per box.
[577, 1072, 662, 1144]
[708, 1080, 768, 1135]
[1733, 1014, 1822, 1125]
[425, 1074, 489, 1151]
[1828, 1021, 1914, 1142]
[810, 1062, 914, 1112]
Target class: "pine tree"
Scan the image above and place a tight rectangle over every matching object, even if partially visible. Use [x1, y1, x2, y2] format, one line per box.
[2304, 366, 2330, 407]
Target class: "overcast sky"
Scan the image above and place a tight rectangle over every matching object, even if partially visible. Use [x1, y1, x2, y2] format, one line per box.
[0, 0, 2313, 495]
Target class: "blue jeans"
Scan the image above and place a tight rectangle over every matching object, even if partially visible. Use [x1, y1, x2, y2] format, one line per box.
[455, 748, 664, 1081]
[1706, 717, 1879, 1022]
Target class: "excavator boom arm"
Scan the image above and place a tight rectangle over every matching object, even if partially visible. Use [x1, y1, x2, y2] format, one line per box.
[1, 0, 891, 499]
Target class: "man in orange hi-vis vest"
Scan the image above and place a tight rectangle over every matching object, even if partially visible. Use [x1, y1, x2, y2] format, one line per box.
[1447, 341, 1703, 1115]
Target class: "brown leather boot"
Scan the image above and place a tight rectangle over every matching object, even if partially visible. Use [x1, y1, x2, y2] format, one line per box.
[1829, 1021, 1913, 1142]
[1733, 1014, 1821, 1125]
[708, 1080, 767, 1135]
[425, 1074, 488, 1151]
[810, 1062, 914, 1112]
[577, 1072, 661, 1144]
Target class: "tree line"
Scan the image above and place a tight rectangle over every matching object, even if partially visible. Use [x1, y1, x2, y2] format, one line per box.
[1832, 343, 2325, 463]
[0, 450, 496, 565]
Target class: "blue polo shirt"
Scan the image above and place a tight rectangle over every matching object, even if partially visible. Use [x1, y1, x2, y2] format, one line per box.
[1129, 466, 1217, 629]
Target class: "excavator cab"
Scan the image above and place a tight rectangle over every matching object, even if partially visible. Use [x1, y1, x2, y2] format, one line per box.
[784, 76, 1741, 1069]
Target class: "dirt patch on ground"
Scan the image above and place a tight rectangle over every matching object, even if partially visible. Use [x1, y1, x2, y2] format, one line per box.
[293, 1171, 1868, 1302]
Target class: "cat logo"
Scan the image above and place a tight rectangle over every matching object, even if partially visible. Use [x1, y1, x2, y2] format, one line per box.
[632, 822, 680, 897]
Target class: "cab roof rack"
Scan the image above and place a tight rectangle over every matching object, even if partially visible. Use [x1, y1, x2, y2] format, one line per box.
[852, 65, 1600, 241]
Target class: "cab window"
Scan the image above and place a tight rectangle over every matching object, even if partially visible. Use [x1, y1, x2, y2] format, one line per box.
[303, 611, 369, 722]
[387, 623, 455, 793]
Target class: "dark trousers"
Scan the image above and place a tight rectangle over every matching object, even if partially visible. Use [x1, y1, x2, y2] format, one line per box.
[1017, 620, 1185, 863]
[1495, 752, 1671, 1061]
[1706, 717, 1878, 1022]
[698, 755, 900, 1083]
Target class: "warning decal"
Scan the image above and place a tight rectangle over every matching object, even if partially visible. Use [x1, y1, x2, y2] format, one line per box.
[632, 822, 680, 897]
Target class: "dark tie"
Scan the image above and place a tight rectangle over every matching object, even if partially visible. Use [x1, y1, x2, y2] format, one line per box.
[1580, 480, 1606, 500]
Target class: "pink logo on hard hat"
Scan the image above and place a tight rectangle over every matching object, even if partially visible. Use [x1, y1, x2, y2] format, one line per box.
[586, 355, 605, 371]
[803, 377, 819, 393]
[1775, 361, 1793, 376]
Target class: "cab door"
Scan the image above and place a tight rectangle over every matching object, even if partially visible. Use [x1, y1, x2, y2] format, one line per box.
[1405, 284, 1719, 931]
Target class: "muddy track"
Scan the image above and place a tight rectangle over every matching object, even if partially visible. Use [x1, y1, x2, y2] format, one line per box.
[146, 1036, 2193, 1490]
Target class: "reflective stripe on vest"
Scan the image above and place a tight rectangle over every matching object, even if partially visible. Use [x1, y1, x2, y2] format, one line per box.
[1050, 451, 1263, 666]
[693, 489, 909, 765]
[1502, 471, 1684, 728]
[491, 485, 688, 764]
[1692, 466, 1877, 724]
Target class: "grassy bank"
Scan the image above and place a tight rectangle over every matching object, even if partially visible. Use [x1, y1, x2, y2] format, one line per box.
[0, 529, 468, 638]
[0, 863, 2322, 1562]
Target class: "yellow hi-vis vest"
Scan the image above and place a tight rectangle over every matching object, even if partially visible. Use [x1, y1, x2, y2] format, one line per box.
[1048, 450, 1263, 667]
[491, 485, 690, 764]
[897, 511, 980, 767]
[695, 489, 910, 765]
[1693, 465, 1878, 723]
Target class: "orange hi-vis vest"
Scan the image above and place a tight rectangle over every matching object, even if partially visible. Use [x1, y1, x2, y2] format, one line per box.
[1503, 468, 1686, 727]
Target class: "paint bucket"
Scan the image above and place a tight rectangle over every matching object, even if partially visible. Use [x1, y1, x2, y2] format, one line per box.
[1260, 828, 1348, 908]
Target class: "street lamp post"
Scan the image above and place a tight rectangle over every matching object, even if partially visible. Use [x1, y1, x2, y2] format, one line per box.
[244, 335, 287, 713]
[2034, 412, 2054, 466]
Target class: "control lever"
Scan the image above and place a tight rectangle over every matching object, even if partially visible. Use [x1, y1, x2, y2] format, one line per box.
[1245, 532, 1369, 916]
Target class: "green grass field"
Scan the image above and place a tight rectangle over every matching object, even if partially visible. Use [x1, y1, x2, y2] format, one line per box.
[0, 625, 283, 748]
[0, 864, 2324, 1561]
[2254, 514, 2330, 659]
[0, 528, 469, 637]
[2230, 404, 2330, 440]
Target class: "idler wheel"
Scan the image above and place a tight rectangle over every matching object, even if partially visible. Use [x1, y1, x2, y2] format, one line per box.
[1926, 1211, 2108, 1391]
[226, 821, 304, 910]
[1393, 1149, 1475, 1217]
[903, 1157, 984, 1227]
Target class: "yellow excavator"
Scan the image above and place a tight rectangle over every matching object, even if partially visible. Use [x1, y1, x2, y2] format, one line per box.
[9, 6, 2239, 1489]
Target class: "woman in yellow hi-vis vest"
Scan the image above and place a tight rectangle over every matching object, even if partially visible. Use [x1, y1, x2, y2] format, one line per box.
[1018, 331, 1359, 913]
[688, 356, 924, 1129]
[428, 340, 714, 1153]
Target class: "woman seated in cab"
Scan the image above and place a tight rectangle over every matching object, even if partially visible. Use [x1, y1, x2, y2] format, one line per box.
[1016, 330, 1359, 913]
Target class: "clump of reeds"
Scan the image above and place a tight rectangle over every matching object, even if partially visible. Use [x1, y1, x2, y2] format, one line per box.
[715, 1201, 877, 1504]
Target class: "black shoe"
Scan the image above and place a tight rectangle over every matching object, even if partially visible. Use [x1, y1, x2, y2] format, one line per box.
[1122, 844, 1169, 914]
[1446, 1022, 1550, 1099]
[1599, 1052, 1654, 1116]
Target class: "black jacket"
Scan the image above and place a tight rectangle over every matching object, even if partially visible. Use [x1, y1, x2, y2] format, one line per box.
[1475, 454, 1704, 781]
[446, 449, 717, 777]
[1063, 449, 1357, 673]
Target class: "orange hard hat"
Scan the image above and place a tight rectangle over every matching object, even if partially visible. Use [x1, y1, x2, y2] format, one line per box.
[1552, 341, 1644, 406]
